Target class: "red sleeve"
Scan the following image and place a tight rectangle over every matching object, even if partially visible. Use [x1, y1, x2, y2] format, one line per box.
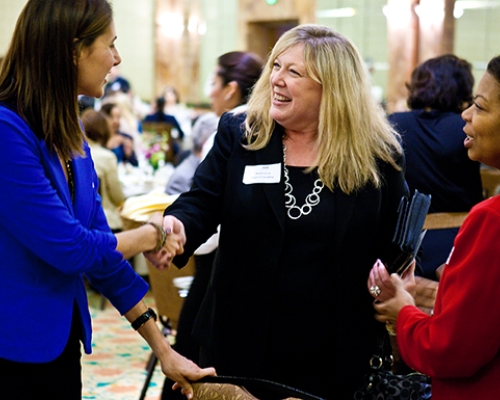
[396, 198, 500, 378]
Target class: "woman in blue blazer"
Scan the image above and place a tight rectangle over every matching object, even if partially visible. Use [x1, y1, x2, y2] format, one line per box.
[160, 25, 408, 399]
[0, 1, 214, 398]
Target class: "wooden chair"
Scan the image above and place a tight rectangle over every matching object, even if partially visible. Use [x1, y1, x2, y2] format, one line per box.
[193, 382, 261, 400]
[146, 257, 195, 332]
[422, 211, 469, 230]
[480, 167, 500, 198]
[141, 121, 174, 164]
[192, 376, 317, 400]
[139, 257, 195, 400]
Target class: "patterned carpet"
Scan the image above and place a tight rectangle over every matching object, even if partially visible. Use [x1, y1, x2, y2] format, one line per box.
[83, 290, 172, 400]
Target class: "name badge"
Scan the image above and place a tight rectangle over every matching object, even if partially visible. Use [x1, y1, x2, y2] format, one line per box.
[243, 163, 281, 185]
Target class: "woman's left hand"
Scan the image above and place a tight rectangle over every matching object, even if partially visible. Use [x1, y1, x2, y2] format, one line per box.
[367, 259, 416, 302]
[159, 346, 216, 399]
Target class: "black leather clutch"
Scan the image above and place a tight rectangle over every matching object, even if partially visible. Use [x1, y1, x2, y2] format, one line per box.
[384, 190, 431, 275]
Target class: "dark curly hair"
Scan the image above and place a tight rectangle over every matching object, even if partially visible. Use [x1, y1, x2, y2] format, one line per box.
[406, 54, 474, 113]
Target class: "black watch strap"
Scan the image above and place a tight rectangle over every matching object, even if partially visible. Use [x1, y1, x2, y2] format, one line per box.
[131, 307, 157, 330]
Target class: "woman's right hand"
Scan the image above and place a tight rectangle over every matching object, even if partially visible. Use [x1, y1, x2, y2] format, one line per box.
[373, 274, 415, 324]
[414, 276, 438, 316]
[163, 215, 186, 254]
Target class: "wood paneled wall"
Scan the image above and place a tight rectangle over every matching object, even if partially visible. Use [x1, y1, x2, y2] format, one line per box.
[153, 0, 455, 108]
[154, 0, 315, 104]
[386, 0, 456, 113]
[154, 0, 203, 103]
[238, 0, 316, 61]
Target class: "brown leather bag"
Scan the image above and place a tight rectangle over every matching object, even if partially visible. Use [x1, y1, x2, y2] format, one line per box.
[192, 376, 324, 400]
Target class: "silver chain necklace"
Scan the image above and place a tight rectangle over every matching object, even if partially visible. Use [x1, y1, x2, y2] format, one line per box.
[283, 143, 324, 220]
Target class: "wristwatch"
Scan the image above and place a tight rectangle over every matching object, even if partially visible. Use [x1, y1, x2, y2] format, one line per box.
[131, 307, 158, 330]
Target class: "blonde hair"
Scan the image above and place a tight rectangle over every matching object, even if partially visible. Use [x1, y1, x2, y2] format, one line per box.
[245, 24, 402, 194]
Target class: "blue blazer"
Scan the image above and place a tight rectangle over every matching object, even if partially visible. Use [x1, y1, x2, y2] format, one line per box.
[0, 105, 148, 363]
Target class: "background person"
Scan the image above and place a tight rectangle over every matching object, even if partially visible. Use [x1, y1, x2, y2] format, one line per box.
[158, 25, 407, 398]
[81, 108, 125, 233]
[164, 111, 219, 195]
[0, 1, 214, 398]
[144, 96, 187, 164]
[163, 85, 196, 139]
[101, 101, 139, 166]
[368, 55, 500, 400]
[144, 96, 185, 141]
[388, 54, 483, 281]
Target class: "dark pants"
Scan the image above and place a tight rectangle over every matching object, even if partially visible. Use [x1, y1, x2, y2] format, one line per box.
[161, 250, 216, 400]
[0, 308, 82, 400]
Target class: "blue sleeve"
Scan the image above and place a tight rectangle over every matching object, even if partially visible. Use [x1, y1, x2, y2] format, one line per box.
[0, 108, 121, 275]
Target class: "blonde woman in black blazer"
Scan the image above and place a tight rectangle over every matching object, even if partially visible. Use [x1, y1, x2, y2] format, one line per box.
[159, 25, 407, 399]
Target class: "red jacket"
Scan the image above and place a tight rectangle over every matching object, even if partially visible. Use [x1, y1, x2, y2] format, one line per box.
[397, 195, 500, 399]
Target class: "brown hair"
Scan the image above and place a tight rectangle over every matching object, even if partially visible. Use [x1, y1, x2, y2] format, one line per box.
[216, 51, 263, 104]
[100, 102, 118, 117]
[81, 109, 112, 146]
[0, 0, 113, 160]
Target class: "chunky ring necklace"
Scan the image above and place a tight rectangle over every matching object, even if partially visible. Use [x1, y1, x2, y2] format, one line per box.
[283, 143, 324, 220]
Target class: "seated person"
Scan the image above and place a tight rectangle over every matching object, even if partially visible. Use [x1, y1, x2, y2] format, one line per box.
[144, 96, 185, 140]
[81, 108, 125, 232]
[165, 112, 219, 195]
[101, 102, 139, 166]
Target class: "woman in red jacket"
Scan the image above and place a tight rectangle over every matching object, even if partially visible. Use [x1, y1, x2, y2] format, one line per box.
[368, 54, 500, 399]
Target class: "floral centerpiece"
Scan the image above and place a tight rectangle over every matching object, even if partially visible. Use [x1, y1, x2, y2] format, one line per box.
[142, 128, 171, 171]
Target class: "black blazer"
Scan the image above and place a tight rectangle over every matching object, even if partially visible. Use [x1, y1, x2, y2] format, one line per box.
[165, 112, 407, 397]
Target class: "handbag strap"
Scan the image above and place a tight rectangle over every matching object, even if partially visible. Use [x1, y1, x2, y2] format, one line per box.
[196, 375, 326, 400]
[368, 327, 393, 371]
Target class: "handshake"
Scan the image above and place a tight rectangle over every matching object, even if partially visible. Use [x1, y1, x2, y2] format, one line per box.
[116, 211, 187, 270]
[140, 214, 187, 270]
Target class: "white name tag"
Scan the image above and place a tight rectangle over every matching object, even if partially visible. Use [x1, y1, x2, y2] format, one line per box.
[242, 163, 281, 185]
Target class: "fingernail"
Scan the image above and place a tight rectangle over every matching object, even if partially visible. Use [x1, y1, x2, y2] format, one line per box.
[165, 228, 172, 234]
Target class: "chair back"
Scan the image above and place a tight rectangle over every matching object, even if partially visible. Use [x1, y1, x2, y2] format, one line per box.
[192, 376, 324, 400]
[480, 167, 500, 198]
[146, 257, 195, 330]
[422, 212, 468, 230]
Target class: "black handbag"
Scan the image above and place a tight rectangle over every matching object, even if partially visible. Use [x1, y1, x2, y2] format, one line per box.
[354, 366, 431, 400]
[354, 333, 431, 400]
